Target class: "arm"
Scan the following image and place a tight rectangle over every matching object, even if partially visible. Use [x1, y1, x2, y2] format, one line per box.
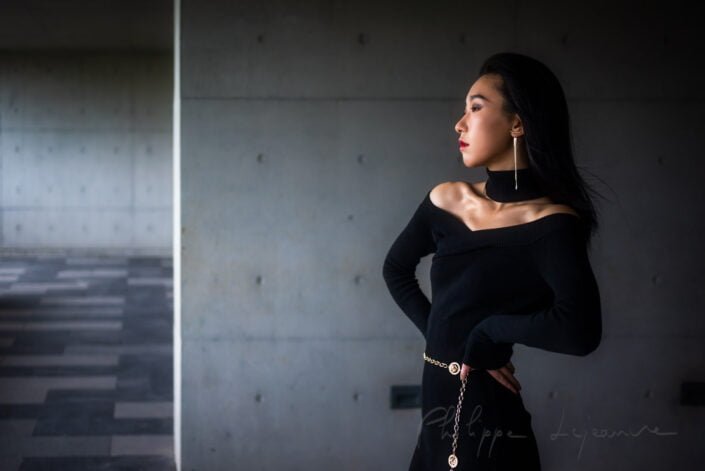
[382, 190, 436, 339]
[463, 219, 602, 369]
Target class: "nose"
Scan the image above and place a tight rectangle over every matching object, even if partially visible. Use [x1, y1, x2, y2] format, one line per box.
[454, 116, 466, 134]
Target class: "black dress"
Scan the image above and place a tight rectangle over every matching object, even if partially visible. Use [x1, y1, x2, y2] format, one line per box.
[382, 183, 602, 471]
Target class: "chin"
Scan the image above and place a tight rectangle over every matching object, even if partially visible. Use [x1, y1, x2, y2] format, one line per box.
[461, 153, 483, 169]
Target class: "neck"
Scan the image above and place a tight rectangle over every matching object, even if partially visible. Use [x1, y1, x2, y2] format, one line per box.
[484, 166, 547, 202]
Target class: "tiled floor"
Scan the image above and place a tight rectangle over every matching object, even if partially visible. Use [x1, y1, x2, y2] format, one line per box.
[0, 256, 176, 471]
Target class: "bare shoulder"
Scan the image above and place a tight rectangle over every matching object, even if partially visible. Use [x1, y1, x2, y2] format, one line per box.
[429, 181, 476, 208]
[541, 203, 580, 219]
[429, 182, 453, 207]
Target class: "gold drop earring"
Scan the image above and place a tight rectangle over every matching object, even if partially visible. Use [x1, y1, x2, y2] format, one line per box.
[513, 134, 518, 190]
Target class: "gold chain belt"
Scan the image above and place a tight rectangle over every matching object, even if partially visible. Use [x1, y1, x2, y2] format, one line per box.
[423, 352, 468, 470]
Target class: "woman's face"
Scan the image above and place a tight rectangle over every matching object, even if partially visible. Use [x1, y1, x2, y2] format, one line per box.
[454, 73, 518, 168]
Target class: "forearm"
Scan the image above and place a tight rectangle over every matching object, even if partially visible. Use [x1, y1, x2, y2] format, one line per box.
[463, 220, 603, 369]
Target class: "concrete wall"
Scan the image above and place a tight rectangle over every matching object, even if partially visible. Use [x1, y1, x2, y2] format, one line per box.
[0, 51, 173, 254]
[180, 1, 705, 469]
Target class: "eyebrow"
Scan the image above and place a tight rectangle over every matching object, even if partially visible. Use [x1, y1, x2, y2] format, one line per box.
[467, 94, 490, 102]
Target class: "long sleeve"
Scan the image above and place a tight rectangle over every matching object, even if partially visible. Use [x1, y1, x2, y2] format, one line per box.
[463, 218, 602, 369]
[382, 190, 436, 339]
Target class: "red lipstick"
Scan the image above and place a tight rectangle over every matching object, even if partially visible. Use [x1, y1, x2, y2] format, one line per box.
[458, 139, 469, 148]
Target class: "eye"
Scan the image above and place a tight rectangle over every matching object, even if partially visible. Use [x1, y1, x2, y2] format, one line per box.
[470, 105, 481, 112]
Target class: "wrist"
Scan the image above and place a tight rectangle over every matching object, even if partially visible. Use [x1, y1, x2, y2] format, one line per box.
[463, 328, 513, 369]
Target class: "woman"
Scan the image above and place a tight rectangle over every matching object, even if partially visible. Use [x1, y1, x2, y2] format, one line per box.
[382, 52, 603, 470]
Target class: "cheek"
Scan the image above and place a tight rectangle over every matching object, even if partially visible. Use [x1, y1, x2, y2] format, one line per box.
[469, 118, 505, 147]
[467, 119, 491, 146]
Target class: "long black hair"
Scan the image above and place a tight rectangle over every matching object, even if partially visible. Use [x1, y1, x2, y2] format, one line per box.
[478, 52, 605, 248]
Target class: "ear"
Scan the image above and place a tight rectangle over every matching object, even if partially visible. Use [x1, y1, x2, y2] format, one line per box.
[510, 114, 524, 137]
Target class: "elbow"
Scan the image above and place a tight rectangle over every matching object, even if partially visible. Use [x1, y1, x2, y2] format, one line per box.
[382, 254, 405, 284]
[571, 320, 602, 357]
[558, 300, 602, 356]
[382, 257, 394, 283]
[574, 333, 601, 356]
